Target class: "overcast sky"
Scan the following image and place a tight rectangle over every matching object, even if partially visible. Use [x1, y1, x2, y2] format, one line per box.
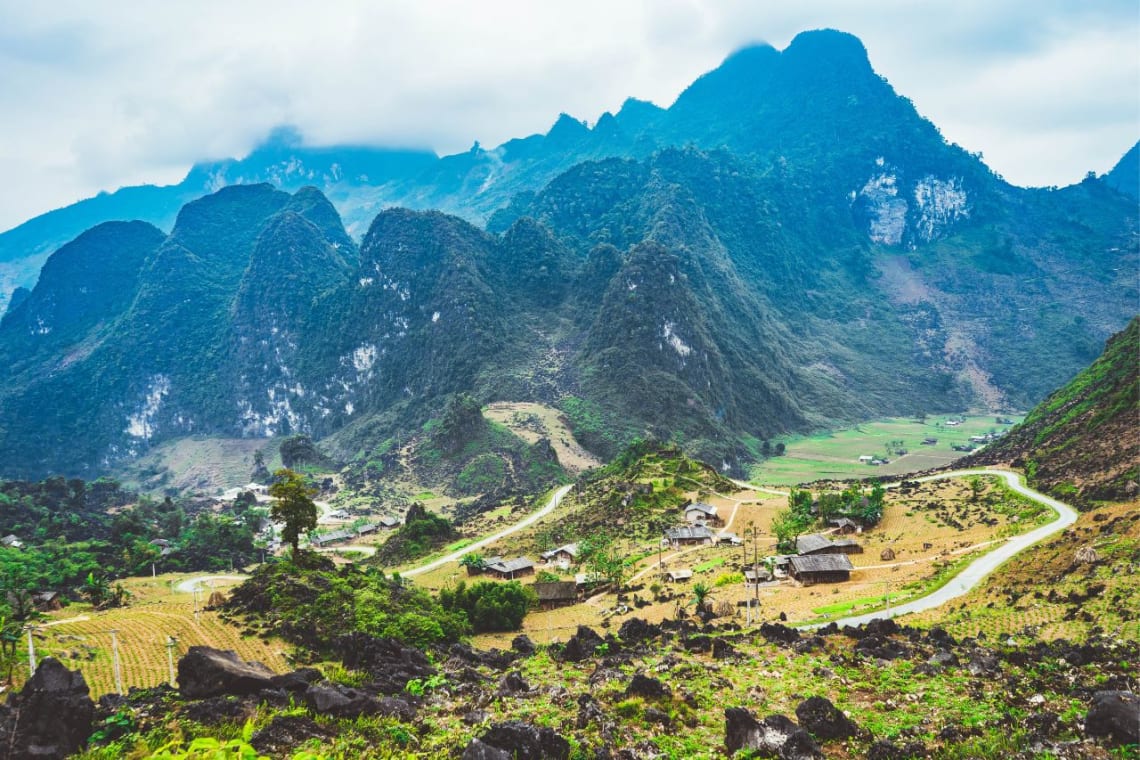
[1, 1, 1137, 232]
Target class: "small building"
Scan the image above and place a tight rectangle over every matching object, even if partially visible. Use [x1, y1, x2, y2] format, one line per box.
[827, 518, 861, 535]
[377, 515, 400, 529]
[532, 581, 577, 610]
[796, 534, 843, 555]
[665, 568, 693, 583]
[787, 554, 854, 585]
[830, 538, 864, 555]
[0, 534, 23, 549]
[683, 502, 722, 526]
[32, 591, 62, 611]
[743, 567, 773, 587]
[311, 529, 354, 547]
[858, 455, 874, 464]
[355, 523, 378, 537]
[574, 571, 607, 592]
[485, 557, 536, 580]
[717, 532, 743, 546]
[540, 543, 580, 570]
[663, 525, 715, 548]
[921, 438, 938, 445]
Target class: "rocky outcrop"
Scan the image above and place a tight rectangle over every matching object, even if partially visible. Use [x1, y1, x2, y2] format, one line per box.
[1085, 690, 1139, 747]
[335, 633, 436, 693]
[470, 721, 571, 760]
[725, 707, 822, 759]
[794, 696, 859, 741]
[0, 658, 95, 760]
[177, 646, 277, 698]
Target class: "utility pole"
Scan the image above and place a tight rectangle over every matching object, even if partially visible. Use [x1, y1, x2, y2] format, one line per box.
[25, 625, 36, 676]
[166, 636, 178, 687]
[110, 629, 123, 694]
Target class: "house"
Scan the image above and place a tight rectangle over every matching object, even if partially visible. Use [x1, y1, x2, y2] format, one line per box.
[830, 538, 864, 554]
[663, 525, 715, 548]
[377, 515, 400, 529]
[945, 420, 961, 427]
[858, 455, 874, 464]
[787, 554, 854, 585]
[743, 567, 773, 587]
[310, 529, 354, 547]
[574, 571, 607, 591]
[532, 581, 577, 610]
[539, 543, 580, 569]
[355, 523, 378, 537]
[716, 532, 743, 546]
[921, 438, 938, 445]
[33, 591, 62, 611]
[796, 533, 863, 556]
[485, 557, 536, 580]
[0, 534, 23, 549]
[683, 502, 721, 526]
[665, 568, 693, 583]
[827, 518, 861, 534]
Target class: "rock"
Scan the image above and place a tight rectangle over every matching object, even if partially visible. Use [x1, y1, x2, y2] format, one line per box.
[759, 622, 801, 645]
[1085, 690, 1139, 747]
[713, 638, 738, 660]
[463, 738, 513, 760]
[464, 710, 491, 726]
[479, 721, 572, 760]
[577, 693, 606, 730]
[618, 617, 661, 644]
[250, 714, 334, 755]
[512, 635, 536, 656]
[794, 696, 859, 740]
[496, 671, 531, 696]
[177, 646, 277, 699]
[855, 635, 909, 661]
[644, 707, 672, 726]
[864, 618, 899, 637]
[724, 707, 822, 759]
[556, 626, 605, 663]
[304, 684, 379, 718]
[966, 653, 1001, 677]
[270, 667, 322, 693]
[0, 658, 95, 760]
[866, 739, 927, 759]
[626, 673, 670, 699]
[928, 650, 959, 668]
[182, 695, 255, 725]
[335, 633, 436, 693]
[683, 634, 712, 652]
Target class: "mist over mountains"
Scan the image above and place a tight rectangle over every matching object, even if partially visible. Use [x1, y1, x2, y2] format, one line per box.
[0, 29, 1135, 479]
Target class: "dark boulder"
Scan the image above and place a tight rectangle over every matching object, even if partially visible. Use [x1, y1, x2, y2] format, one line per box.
[966, 653, 1001, 677]
[270, 667, 322, 693]
[866, 739, 927, 759]
[713, 638, 738, 660]
[683, 634, 712, 652]
[618, 617, 660, 644]
[724, 707, 822, 759]
[626, 673, 670, 699]
[181, 695, 255, 725]
[479, 721, 572, 760]
[855, 635, 909, 661]
[760, 622, 801, 645]
[928, 650, 959, 668]
[177, 646, 277, 698]
[644, 707, 672, 726]
[512, 635, 536, 656]
[795, 696, 859, 740]
[304, 684, 380, 719]
[496, 671, 532, 697]
[462, 739, 513, 760]
[335, 633, 435, 693]
[0, 658, 95, 760]
[577, 694, 606, 730]
[556, 626, 605, 662]
[1085, 690, 1139, 747]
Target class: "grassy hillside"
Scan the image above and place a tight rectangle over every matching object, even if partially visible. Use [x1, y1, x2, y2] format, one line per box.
[968, 317, 1139, 505]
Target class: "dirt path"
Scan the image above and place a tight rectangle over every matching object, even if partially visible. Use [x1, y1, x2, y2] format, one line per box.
[403, 484, 574, 578]
[808, 468, 1077, 628]
[174, 575, 250, 593]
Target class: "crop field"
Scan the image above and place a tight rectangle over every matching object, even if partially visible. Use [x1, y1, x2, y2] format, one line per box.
[749, 415, 1023, 486]
[113, 437, 283, 496]
[27, 574, 290, 698]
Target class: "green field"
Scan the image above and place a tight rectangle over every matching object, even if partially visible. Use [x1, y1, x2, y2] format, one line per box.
[749, 414, 1023, 486]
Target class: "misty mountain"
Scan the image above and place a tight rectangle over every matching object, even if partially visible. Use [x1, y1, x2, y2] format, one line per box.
[0, 29, 1135, 480]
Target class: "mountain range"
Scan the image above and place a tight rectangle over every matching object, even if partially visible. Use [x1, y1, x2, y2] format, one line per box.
[0, 29, 1136, 480]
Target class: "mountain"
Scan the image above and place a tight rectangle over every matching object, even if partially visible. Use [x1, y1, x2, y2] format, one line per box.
[0, 30, 1136, 480]
[967, 318, 1139, 505]
[1104, 141, 1139, 199]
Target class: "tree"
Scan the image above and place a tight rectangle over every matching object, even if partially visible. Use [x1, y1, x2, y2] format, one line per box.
[774, 442, 786, 456]
[771, 508, 811, 554]
[690, 582, 713, 614]
[268, 468, 319, 559]
[459, 553, 486, 576]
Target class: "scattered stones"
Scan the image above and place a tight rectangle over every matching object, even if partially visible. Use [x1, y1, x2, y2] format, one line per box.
[577, 694, 606, 730]
[0, 657, 95, 760]
[1085, 690, 1139, 747]
[496, 671, 532, 697]
[463, 710, 491, 726]
[626, 673, 670, 699]
[759, 622, 801, 646]
[724, 707, 822, 759]
[177, 646, 277, 699]
[618, 617, 661, 644]
[865, 738, 927, 759]
[478, 721, 572, 760]
[794, 696, 859, 740]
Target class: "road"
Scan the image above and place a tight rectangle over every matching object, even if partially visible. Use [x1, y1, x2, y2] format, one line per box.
[174, 575, 250, 593]
[402, 484, 574, 578]
[807, 468, 1077, 628]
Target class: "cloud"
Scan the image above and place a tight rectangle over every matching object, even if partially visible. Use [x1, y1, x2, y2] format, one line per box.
[0, 1, 1136, 231]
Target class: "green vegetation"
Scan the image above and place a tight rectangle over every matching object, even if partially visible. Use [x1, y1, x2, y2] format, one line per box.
[439, 580, 536, 633]
[269, 468, 319, 559]
[372, 503, 456, 565]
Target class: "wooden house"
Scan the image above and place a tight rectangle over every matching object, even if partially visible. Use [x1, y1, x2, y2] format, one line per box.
[827, 517, 861, 534]
[796, 533, 862, 556]
[532, 581, 577, 610]
[788, 554, 854, 585]
[485, 557, 536, 580]
[664, 525, 715, 548]
[683, 502, 722, 526]
[665, 568, 693, 583]
[539, 543, 579, 570]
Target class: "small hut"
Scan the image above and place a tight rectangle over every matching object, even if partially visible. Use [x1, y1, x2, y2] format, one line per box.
[880, 548, 896, 561]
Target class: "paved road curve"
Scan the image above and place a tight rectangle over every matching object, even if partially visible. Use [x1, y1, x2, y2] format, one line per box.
[403, 484, 575, 578]
[807, 468, 1078, 629]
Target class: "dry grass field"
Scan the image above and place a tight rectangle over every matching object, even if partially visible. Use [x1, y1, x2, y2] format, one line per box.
[483, 401, 603, 474]
[23, 574, 290, 698]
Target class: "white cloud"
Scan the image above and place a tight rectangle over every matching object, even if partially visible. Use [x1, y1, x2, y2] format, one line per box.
[0, 0, 1136, 231]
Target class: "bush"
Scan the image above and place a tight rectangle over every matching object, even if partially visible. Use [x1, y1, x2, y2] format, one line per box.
[439, 580, 537, 632]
